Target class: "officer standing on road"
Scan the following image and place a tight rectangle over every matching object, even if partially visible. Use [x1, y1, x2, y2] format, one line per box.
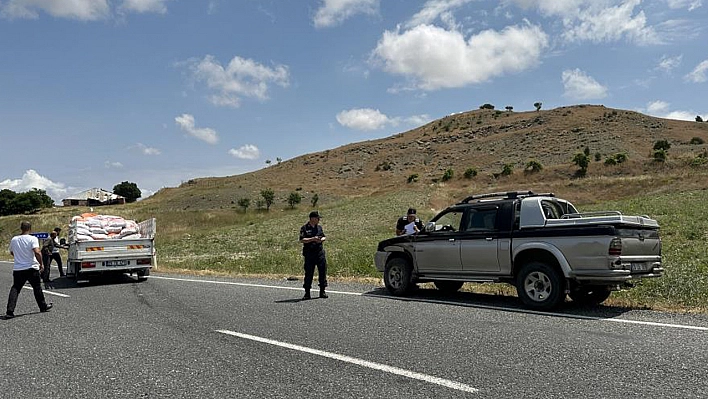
[5, 221, 53, 319]
[299, 211, 328, 300]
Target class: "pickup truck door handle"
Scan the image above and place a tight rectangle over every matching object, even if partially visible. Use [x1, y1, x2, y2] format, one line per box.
[448, 239, 456, 242]
[485, 237, 493, 241]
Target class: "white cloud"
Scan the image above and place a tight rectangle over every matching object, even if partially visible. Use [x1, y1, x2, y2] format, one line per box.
[405, 0, 472, 28]
[561, 68, 608, 100]
[228, 144, 261, 160]
[120, 0, 171, 14]
[685, 59, 708, 83]
[0, 0, 110, 20]
[507, 0, 659, 45]
[313, 0, 379, 28]
[371, 23, 548, 90]
[337, 108, 390, 130]
[0, 169, 69, 203]
[104, 161, 124, 169]
[134, 143, 161, 155]
[175, 114, 219, 144]
[657, 54, 683, 73]
[642, 100, 702, 121]
[665, 0, 702, 10]
[561, 0, 659, 45]
[185, 55, 289, 108]
[336, 108, 430, 131]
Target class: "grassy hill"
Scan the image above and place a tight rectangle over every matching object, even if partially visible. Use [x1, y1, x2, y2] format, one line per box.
[1, 105, 707, 311]
[148, 104, 708, 210]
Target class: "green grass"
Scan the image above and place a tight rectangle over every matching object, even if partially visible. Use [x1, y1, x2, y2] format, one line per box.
[1, 189, 706, 311]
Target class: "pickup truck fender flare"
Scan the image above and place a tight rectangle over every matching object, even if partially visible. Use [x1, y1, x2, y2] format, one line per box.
[512, 242, 572, 278]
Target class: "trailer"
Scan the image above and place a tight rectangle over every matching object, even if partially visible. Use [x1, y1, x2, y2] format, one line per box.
[67, 217, 156, 281]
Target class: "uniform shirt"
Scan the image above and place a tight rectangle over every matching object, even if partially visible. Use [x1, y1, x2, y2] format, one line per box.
[9, 234, 40, 271]
[300, 223, 325, 254]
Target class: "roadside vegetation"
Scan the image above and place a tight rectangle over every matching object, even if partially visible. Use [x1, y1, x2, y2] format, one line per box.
[1, 187, 706, 312]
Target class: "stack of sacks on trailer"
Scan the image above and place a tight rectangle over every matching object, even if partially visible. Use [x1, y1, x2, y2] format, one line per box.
[72, 213, 142, 242]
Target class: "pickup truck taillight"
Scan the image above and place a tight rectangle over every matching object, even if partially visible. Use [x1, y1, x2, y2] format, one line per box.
[136, 258, 151, 265]
[608, 238, 622, 256]
[81, 262, 96, 268]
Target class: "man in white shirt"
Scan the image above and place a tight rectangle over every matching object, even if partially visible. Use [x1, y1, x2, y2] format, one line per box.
[5, 221, 52, 319]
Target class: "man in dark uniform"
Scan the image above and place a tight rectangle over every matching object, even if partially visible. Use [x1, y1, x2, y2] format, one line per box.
[395, 208, 424, 236]
[299, 211, 328, 300]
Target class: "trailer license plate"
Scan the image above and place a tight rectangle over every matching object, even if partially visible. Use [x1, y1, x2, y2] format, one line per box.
[105, 260, 128, 267]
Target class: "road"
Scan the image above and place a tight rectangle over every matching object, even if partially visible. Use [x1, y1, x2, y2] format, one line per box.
[1, 261, 707, 398]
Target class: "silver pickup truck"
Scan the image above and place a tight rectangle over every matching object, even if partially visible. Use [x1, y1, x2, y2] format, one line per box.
[374, 191, 662, 310]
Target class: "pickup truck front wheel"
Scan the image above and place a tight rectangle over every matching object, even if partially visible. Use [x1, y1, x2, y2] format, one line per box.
[384, 258, 414, 296]
[516, 262, 565, 310]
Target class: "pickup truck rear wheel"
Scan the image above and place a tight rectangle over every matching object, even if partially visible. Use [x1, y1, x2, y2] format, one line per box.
[433, 281, 464, 294]
[384, 258, 414, 296]
[569, 286, 611, 306]
[516, 262, 565, 310]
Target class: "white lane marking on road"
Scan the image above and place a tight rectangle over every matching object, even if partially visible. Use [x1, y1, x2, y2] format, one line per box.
[152, 275, 708, 332]
[216, 329, 478, 394]
[22, 286, 70, 298]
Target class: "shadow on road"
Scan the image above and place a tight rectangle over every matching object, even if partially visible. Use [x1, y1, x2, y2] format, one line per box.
[40, 273, 145, 290]
[363, 286, 638, 319]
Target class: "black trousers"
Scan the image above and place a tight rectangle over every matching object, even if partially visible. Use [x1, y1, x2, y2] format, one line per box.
[6, 268, 49, 315]
[42, 252, 64, 280]
[303, 250, 327, 291]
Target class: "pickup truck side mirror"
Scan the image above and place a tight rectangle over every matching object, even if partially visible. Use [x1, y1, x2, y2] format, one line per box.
[424, 222, 436, 232]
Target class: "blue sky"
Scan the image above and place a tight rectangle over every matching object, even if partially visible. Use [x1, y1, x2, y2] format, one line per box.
[0, 0, 706, 203]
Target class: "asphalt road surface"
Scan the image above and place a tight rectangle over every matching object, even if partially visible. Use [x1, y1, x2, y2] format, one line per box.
[1, 261, 707, 398]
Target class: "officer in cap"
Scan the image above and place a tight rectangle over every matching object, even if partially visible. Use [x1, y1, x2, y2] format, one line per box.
[299, 210, 328, 300]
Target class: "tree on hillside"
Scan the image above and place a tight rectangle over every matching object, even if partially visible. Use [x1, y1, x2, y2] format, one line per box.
[697, 115, 703, 122]
[505, 106, 513, 112]
[276, 157, 282, 164]
[534, 102, 542, 111]
[287, 192, 302, 209]
[653, 140, 671, 151]
[311, 193, 319, 208]
[260, 188, 275, 210]
[113, 181, 141, 203]
[573, 153, 590, 177]
[237, 198, 250, 212]
[479, 103, 495, 110]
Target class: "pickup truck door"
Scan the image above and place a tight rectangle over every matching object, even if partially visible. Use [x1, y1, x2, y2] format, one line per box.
[459, 207, 501, 272]
[414, 210, 464, 272]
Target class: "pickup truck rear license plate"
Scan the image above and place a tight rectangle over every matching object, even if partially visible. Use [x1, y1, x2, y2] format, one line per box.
[630, 263, 646, 271]
[104, 260, 128, 267]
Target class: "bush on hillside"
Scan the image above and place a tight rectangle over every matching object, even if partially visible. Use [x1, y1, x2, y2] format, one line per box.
[407, 174, 419, 183]
[689, 137, 704, 145]
[525, 160, 543, 174]
[653, 140, 671, 151]
[237, 198, 250, 212]
[501, 163, 514, 177]
[287, 192, 302, 209]
[441, 169, 454, 182]
[463, 168, 478, 179]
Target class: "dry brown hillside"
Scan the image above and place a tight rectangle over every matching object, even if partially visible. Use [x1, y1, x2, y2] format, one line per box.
[148, 105, 708, 210]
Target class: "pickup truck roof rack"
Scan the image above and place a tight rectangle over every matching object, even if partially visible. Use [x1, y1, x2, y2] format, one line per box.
[457, 190, 555, 204]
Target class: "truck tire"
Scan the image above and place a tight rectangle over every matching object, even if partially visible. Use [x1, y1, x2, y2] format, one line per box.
[569, 286, 611, 306]
[433, 280, 464, 294]
[384, 257, 414, 296]
[137, 268, 150, 282]
[516, 262, 565, 310]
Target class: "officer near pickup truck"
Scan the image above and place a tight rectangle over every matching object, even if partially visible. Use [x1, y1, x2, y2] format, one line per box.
[396, 208, 424, 236]
[299, 211, 328, 300]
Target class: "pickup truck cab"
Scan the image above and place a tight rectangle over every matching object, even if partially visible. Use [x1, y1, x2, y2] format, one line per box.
[374, 191, 662, 310]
